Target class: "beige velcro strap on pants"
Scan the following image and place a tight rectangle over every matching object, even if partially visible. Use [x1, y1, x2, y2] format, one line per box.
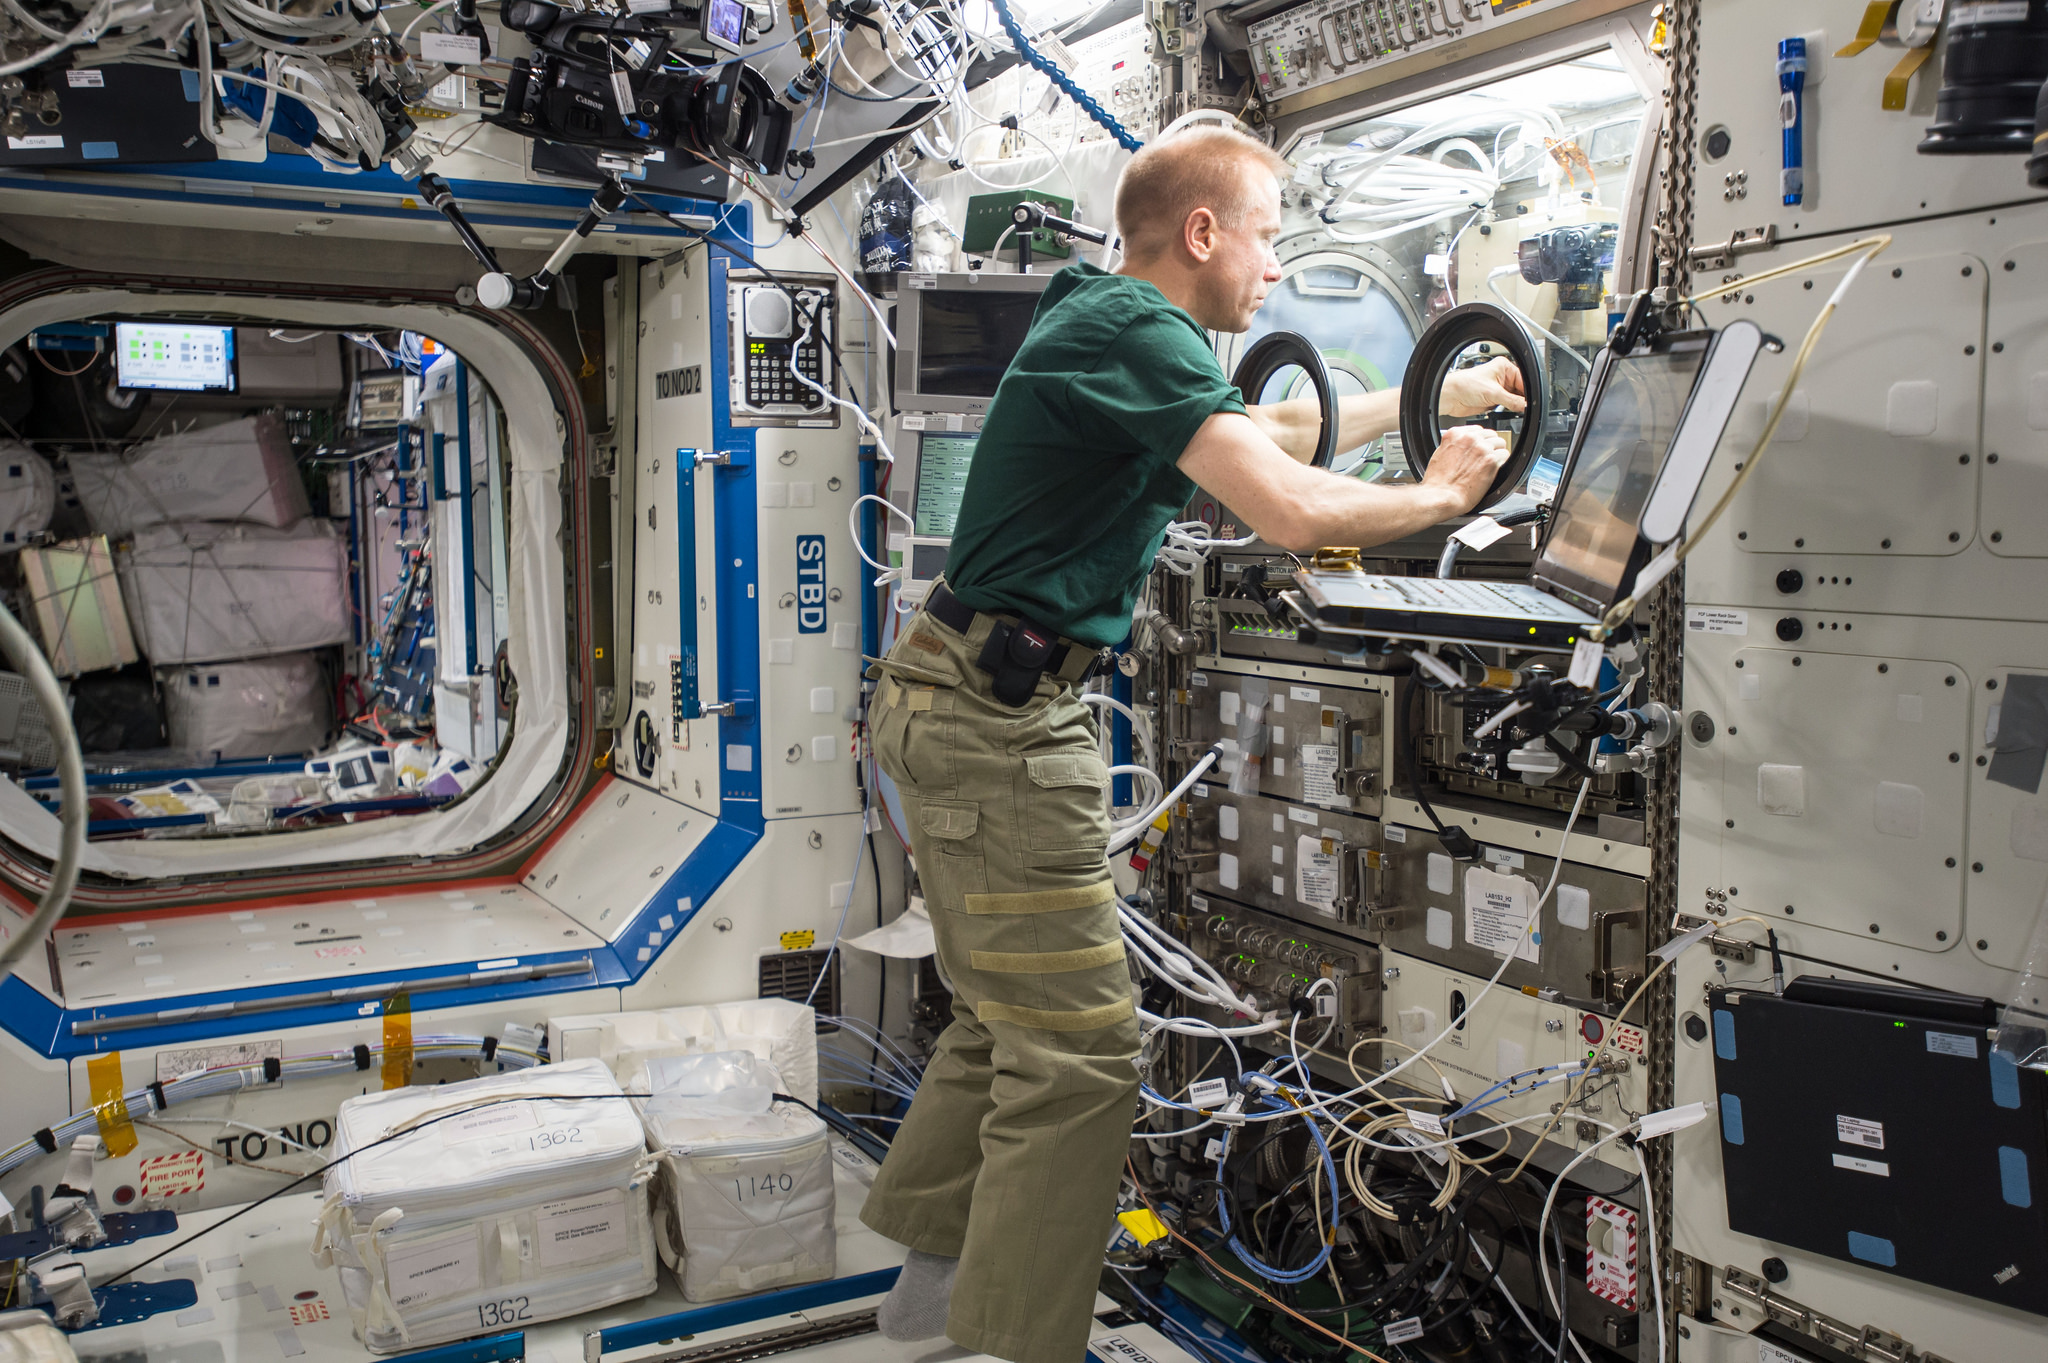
[961, 882, 1115, 915]
[976, 997, 1136, 1031]
[969, 941, 1126, 974]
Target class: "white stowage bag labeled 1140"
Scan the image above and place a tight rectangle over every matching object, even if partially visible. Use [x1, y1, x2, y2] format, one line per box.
[310, 1058, 659, 1354]
[640, 1051, 836, 1303]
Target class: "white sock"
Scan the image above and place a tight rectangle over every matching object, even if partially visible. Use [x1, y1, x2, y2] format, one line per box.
[875, 1249, 960, 1343]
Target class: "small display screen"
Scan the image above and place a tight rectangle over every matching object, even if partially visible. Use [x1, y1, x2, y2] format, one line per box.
[116, 322, 235, 391]
[1538, 345, 1707, 598]
[703, 0, 746, 51]
[913, 433, 979, 539]
[914, 290, 1040, 398]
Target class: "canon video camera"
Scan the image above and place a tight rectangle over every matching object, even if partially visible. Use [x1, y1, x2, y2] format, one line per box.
[485, 0, 792, 177]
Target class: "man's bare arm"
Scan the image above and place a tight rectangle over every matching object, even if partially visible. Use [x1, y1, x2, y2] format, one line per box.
[1178, 411, 1508, 552]
[1243, 356, 1527, 465]
[1246, 389, 1402, 463]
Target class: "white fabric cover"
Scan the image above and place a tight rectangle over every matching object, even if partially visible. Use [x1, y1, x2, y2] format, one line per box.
[69, 413, 308, 533]
[0, 288, 570, 880]
[0, 443, 55, 548]
[312, 1060, 658, 1354]
[161, 652, 331, 759]
[547, 1000, 821, 1109]
[116, 520, 348, 665]
[0, 1310, 77, 1363]
[641, 1052, 836, 1303]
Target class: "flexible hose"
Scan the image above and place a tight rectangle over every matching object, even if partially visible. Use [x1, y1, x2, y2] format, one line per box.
[987, 0, 1142, 152]
[0, 600, 85, 975]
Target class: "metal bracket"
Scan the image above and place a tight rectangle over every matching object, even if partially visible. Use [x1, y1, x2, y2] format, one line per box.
[1686, 223, 1779, 271]
[1719, 1266, 1949, 1363]
[1674, 914, 1758, 963]
[693, 451, 731, 468]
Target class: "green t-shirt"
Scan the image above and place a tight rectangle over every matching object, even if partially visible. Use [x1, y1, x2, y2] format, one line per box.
[942, 263, 1247, 649]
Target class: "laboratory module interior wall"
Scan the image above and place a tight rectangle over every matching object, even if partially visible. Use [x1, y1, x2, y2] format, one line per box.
[0, 1, 2044, 1362]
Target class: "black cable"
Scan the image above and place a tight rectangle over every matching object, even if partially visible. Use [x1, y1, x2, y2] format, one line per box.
[622, 187, 853, 391]
[1403, 673, 1477, 859]
[1769, 947, 1951, 996]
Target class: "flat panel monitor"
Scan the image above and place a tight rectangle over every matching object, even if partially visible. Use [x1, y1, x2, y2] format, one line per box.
[116, 322, 236, 392]
[912, 432, 979, 539]
[1532, 335, 1709, 609]
[893, 272, 1053, 417]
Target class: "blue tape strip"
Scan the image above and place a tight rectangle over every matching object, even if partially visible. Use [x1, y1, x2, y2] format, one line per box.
[80, 142, 118, 160]
[1713, 1008, 1738, 1061]
[1992, 1048, 2023, 1109]
[1718, 1093, 1744, 1146]
[393, 1330, 525, 1363]
[180, 69, 199, 101]
[597, 1269, 901, 1355]
[1846, 1231, 1896, 1268]
[2001, 1145, 2032, 1209]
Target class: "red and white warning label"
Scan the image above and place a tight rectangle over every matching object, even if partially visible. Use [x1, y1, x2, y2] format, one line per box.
[137, 1148, 206, 1198]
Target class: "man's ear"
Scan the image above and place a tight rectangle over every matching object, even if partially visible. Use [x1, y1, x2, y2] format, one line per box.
[1182, 207, 1219, 264]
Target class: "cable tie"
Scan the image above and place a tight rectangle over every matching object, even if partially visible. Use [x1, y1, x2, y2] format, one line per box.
[263, 1057, 282, 1083]
[481, 1035, 499, 1062]
[353, 1043, 373, 1071]
[148, 1080, 167, 1112]
[34, 1128, 56, 1153]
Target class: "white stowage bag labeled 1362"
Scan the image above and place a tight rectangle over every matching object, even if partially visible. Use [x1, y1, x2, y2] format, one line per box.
[310, 1058, 659, 1354]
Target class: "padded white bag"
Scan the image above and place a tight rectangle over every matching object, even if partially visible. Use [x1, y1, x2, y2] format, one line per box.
[0, 443, 55, 549]
[548, 999, 820, 1107]
[642, 1053, 836, 1303]
[162, 652, 332, 759]
[70, 413, 308, 533]
[312, 1060, 659, 1353]
[116, 519, 348, 664]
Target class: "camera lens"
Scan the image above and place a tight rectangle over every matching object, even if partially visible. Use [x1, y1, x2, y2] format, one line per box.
[1920, 0, 2048, 155]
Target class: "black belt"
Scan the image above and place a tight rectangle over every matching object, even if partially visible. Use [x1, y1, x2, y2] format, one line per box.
[928, 581, 1108, 703]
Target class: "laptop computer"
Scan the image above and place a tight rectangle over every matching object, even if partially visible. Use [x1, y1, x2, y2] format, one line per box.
[1283, 319, 1765, 650]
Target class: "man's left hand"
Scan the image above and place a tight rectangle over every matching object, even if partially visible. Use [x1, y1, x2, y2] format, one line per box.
[1439, 356, 1527, 418]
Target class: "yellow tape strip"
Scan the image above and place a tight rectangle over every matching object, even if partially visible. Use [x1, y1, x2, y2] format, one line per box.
[86, 1051, 136, 1157]
[1883, 43, 1935, 111]
[382, 992, 413, 1091]
[976, 996, 1135, 1032]
[969, 941, 1127, 974]
[1117, 1209, 1170, 1246]
[1836, 0, 1892, 56]
[961, 883, 1115, 915]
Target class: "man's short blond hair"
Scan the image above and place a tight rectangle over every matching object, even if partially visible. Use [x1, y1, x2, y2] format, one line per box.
[1114, 127, 1289, 262]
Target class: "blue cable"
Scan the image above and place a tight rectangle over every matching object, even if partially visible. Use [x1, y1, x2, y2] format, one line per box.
[1214, 1090, 1339, 1284]
[987, 0, 1142, 153]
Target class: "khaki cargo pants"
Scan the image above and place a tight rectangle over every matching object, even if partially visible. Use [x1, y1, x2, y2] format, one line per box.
[859, 604, 1140, 1363]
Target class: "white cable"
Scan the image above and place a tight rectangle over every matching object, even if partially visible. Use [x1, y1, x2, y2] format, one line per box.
[1376, 776, 1591, 1090]
[849, 493, 912, 575]
[1106, 747, 1220, 855]
[0, 600, 84, 975]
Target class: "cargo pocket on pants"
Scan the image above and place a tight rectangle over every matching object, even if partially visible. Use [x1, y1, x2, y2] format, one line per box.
[919, 798, 986, 909]
[875, 677, 957, 794]
[1021, 752, 1111, 870]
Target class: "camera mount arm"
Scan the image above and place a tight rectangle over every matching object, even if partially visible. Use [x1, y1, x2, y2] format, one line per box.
[478, 173, 630, 310]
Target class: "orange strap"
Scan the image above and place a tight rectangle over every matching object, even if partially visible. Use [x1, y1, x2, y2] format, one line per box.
[87, 1051, 137, 1157]
[382, 992, 413, 1091]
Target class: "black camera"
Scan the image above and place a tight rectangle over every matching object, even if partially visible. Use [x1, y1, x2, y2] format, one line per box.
[486, 0, 791, 176]
[1517, 222, 1617, 311]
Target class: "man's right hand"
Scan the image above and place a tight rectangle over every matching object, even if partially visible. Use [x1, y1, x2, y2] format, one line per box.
[1422, 425, 1511, 516]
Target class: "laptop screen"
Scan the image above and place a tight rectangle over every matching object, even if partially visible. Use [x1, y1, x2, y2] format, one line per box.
[1535, 339, 1710, 605]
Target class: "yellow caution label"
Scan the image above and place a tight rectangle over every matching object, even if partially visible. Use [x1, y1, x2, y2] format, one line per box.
[382, 992, 413, 1091]
[780, 930, 817, 951]
[1116, 1209, 1171, 1246]
[87, 1051, 137, 1157]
